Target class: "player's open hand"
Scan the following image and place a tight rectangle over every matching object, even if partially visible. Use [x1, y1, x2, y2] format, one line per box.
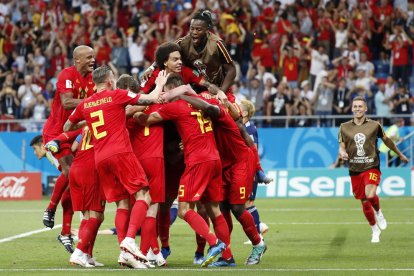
[155, 70, 169, 87]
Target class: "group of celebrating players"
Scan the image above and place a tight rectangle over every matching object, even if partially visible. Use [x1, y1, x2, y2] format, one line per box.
[31, 10, 271, 269]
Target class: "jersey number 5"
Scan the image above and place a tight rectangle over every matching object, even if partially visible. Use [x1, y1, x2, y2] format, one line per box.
[90, 110, 107, 139]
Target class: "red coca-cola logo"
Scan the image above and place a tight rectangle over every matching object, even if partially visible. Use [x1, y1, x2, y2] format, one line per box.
[0, 173, 42, 200]
[0, 176, 28, 198]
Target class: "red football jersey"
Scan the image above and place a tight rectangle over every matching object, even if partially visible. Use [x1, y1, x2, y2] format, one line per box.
[140, 66, 202, 94]
[68, 89, 140, 164]
[71, 127, 95, 167]
[211, 102, 250, 168]
[156, 100, 219, 165]
[127, 104, 164, 160]
[43, 66, 96, 137]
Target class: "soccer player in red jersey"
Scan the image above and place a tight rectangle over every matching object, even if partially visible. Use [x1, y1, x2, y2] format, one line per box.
[41, 45, 96, 252]
[64, 66, 168, 268]
[116, 74, 166, 266]
[65, 127, 105, 268]
[45, 129, 104, 267]
[136, 74, 230, 267]
[178, 93, 267, 266]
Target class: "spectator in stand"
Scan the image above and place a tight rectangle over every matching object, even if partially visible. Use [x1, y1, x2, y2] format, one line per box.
[292, 87, 312, 127]
[342, 39, 360, 68]
[300, 80, 314, 102]
[111, 29, 130, 75]
[128, 32, 147, 72]
[357, 52, 375, 77]
[17, 75, 42, 119]
[391, 83, 412, 126]
[330, 17, 350, 59]
[311, 76, 335, 127]
[384, 25, 411, 86]
[0, 76, 20, 117]
[332, 78, 351, 126]
[375, 82, 393, 126]
[267, 81, 293, 127]
[306, 37, 329, 90]
[373, 50, 391, 80]
[231, 81, 247, 104]
[279, 36, 300, 89]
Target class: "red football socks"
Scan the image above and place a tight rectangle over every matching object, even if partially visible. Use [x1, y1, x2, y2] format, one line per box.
[140, 216, 156, 255]
[213, 214, 232, 259]
[362, 200, 376, 226]
[47, 174, 68, 211]
[237, 210, 261, 246]
[126, 200, 149, 239]
[77, 217, 100, 254]
[60, 189, 73, 236]
[115, 208, 130, 244]
[184, 209, 217, 246]
[368, 195, 380, 212]
[222, 209, 233, 234]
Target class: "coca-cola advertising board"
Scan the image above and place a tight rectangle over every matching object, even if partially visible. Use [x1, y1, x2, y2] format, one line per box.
[0, 172, 42, 200]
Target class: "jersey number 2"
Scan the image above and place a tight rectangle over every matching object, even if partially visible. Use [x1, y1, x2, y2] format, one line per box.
[90, 110, 107, 139]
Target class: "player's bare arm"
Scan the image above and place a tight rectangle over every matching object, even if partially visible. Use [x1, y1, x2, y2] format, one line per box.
[136, 70, 169, 105]
[60, 92, 83, 110]
[221, 62, 236, 92]
[339, 142, 349, 160]
[134, 112, 164, 126]
[63, 119, 86, 132]
[125, 105, 146, 117]
[179, 95, 220, 119]
[381, 135, 409, 163]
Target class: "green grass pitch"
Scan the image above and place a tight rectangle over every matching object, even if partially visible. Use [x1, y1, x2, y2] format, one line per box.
[0, 197, 414, 275]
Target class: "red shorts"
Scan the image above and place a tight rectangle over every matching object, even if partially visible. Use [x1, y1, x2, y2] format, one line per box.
[178, 160, 223, 203]
[43, 132, 72, 160]
[140, 157, 165, 203]
[222, 150, 255, 204]
[350, 169, 381, 200]
[69, 164, 105, 212]
[96, 152, 148, 203]
[165, 160, 185, 200]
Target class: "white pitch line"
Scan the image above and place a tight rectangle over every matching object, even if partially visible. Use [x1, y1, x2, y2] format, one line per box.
[1, 268, 414, 272]
[2, 208, 414, 213]
[0, 224, 62, 244]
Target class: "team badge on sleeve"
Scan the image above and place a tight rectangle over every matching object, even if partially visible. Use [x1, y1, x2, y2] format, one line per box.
[66, 80, 72, 88]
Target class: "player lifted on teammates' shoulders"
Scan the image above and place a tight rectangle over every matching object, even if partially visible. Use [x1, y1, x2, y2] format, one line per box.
[338, 96, 408, 243]
[64, 65, 168, 269]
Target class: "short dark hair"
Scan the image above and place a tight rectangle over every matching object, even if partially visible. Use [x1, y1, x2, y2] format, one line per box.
[92, 65, 112, 85]
[116, 74, 139, 93]
[155, 42, 181, 69]
[30, 135, 43, 146]
[192, 9, 213, 29]
[165, 73, 185, 89]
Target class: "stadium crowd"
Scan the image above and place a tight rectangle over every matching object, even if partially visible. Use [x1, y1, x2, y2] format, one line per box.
[0, 0, 414, 130]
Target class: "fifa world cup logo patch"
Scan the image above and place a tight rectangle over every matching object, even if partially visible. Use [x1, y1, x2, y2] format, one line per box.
[193, 59, 209, 81]
[354, 133, 366, 157]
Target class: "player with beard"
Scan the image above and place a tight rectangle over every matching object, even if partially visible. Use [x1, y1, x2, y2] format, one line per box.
[42, 45, 96, 253]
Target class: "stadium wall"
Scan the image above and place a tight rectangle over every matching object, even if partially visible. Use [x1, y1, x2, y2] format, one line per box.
[0, 129, 412, 198]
